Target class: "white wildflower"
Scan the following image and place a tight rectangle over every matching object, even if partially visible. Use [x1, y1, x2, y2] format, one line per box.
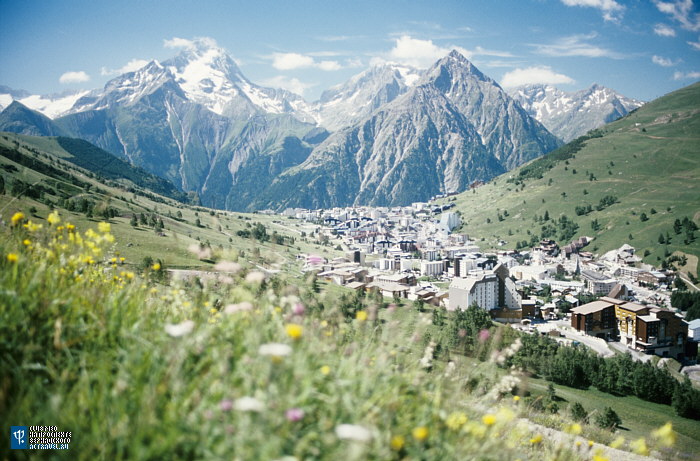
[335, 424, 373, 442]
[420, 341, 436, 369]
[224, 302, 253, 314]
[234, 396, 265, 412]
[214, 260, 241, 273]
[258, 343, 292, 357]
[164, 320, 195, 337]
[245, 271, 266, 283]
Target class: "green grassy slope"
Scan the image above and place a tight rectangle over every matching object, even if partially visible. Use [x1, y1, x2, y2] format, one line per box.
[0, 132, 343, 273]
[448, 82, 700, 274]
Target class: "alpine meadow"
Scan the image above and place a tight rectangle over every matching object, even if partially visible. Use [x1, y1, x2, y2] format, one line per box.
[1, 1, 700, 460]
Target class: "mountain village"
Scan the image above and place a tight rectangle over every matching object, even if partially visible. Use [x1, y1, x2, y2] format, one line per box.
[279, 200, 697, 368]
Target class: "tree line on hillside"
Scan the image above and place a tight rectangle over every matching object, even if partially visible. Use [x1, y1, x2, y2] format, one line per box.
[506, 333, 700, 419]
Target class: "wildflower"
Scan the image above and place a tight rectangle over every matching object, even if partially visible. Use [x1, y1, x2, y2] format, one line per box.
[482, 414, 496, 426]
[7, 253, 19, 263]
[164, 320, 195, 337]
[335, 424, 372, 442]
[496, 406, 515, 423]
[652, 422, 675, 447]
[22, 239, 31, 246]
[592, 455, 609, 461]
[356, 310, 368, 321]
[575, 440, 582, 447]
[412, 426, 429, 442]
[390, 435, 405, 451]
[630, 438, 649, 456]
[47, 211, 61, 226]
[588, 440, 594, 447]
[98, 222, 111, 233]
[234, 396, 264, 412]
[609, 436, 625, 449]
[214, 260, 241, 273]
[285, 408, 304, 422]
[245, 271, 266, 283]
[320, 365, 331, 376]
[152, 262, 161, 271]
[224, 302, 253, 314]
[11, 212, 25, 226]
[292, 302, 305, 316]
[420, 341, 436, 369]
[66, 224, 75, 231]
[285, 323, 303, 340]
[530, 434, 543, 444]
[478, 328, 490, 342]
[446, 412, 468, 430]
[513, 395, 520, 402]
[219, 399, 234, 411]
[23, 221, 42, 232]
[565, 423, 582, 435]
[259, 343, 292, 358]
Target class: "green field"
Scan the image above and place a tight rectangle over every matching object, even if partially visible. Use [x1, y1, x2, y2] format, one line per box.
[446, 82, 700, 274]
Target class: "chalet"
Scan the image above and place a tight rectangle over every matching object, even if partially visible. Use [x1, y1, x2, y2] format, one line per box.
[688, 319, 700, 341]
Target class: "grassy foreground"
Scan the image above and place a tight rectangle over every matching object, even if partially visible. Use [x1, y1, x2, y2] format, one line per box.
[0, 213, 681, 460]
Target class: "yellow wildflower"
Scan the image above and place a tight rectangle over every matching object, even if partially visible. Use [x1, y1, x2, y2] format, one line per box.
[66, 223, 75, 231]
[23, 239, 31, 246]
[98, 222, 111, 233]
[592, 455, 609, 461]
[609, 436, 625, 449]
[446, 412, 468, 430]
[285, 323, 303, 340]
[575, 441, 582, 447]
[7, 253, 19, 263]
[565, 423, 582, 435]
[630, 438, 649, 456]
[23, 221, 42, 232]
[320, 365, 331, 376]
[390, 435, 405, 451]
[652, 422, 675, 447]
[11, 212, 25, 226]
[119, 257, 125, 263]
[47, 211, 61, 226]
[513, 395, 520, 402]
[356, 310, 368, 321]
[412, 426, 428, 442]
[530, 434, 543, 444]
[588, 440, 594, 447]
[152, 262, 161, 271]
[482, 414, 496, 426]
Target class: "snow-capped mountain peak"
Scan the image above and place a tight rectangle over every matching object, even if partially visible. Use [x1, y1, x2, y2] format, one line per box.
[510, 83, 643, 142]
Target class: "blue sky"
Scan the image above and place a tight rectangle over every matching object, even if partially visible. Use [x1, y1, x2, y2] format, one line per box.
[1, 0, 699, 102]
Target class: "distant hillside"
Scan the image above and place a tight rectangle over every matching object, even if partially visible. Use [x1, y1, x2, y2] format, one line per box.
[0, 132, 342, 269]
[448, 81, 700, 274]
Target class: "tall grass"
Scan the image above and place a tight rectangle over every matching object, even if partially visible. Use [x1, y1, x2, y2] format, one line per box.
[0, 212, 677, 459]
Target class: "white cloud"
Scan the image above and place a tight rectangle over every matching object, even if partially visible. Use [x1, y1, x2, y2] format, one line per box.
[271, 52, 315, 70]
[654, 0, 700, 31]
[561, 0, 625, 22]
[533, 33, 623, 58]
[386, 35, 471, 68]
[260, 76, 315, 96]
[472, 46, 514, 58]
[59, 71, 90, 84]
[270, 52, 343, 71]
[500, 66, 575, 88]
[689, 37, 700, 50]
[652, 55, 678, 66]
[673, 70, 700, 79]
[100, 59, 150, 76]
[654, 23, 677, 36]
[318, 60, 342, 71]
